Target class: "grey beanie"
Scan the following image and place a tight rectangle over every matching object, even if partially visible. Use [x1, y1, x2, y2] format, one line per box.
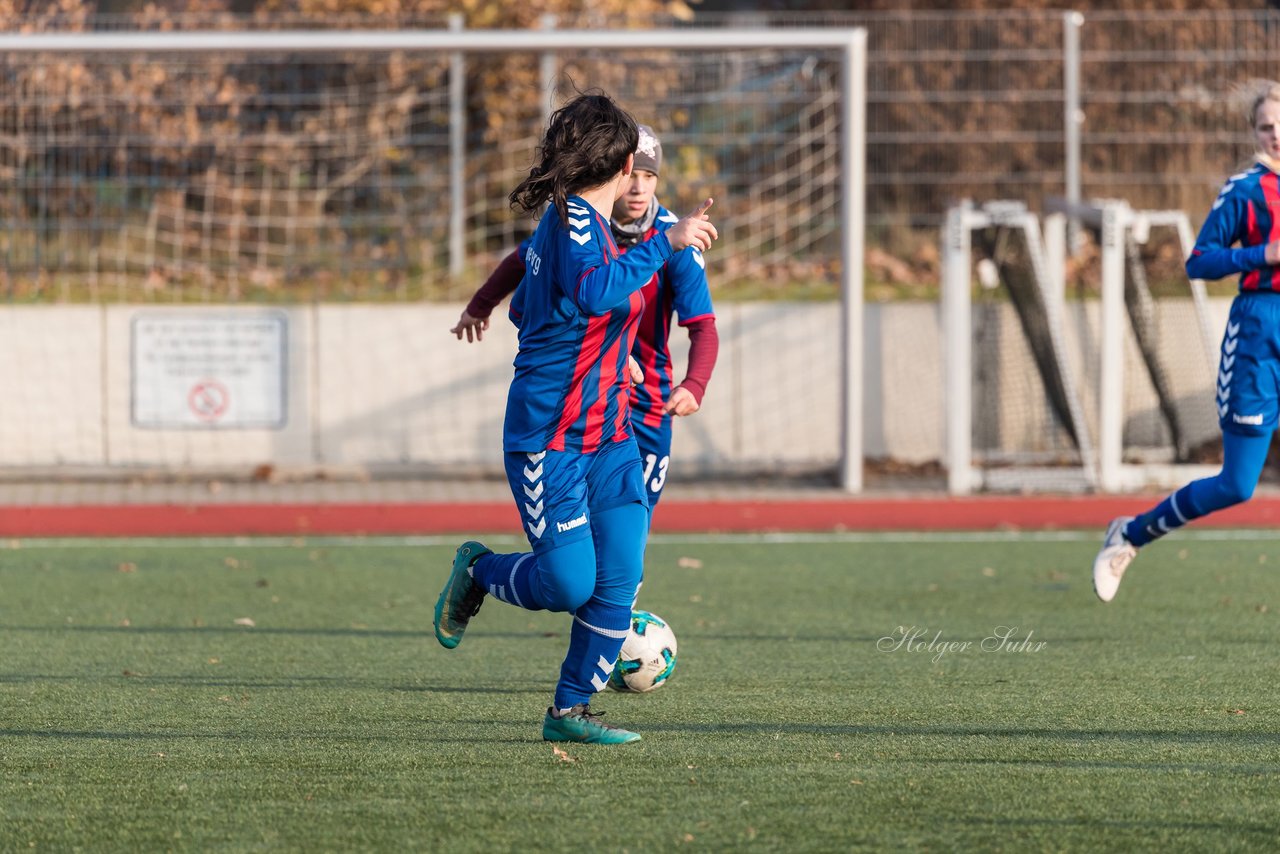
[634, 125, 662, 175]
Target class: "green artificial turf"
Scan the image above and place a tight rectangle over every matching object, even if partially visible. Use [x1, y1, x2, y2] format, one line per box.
[3, 532, 1280, 852]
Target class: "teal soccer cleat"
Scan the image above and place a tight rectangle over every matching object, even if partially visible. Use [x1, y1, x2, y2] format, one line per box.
[433, 541, 492, 649]
[542, 704, 641, 745]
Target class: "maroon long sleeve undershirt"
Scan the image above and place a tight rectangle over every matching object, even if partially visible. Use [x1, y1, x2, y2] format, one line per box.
[464, 250, 524, 318]
[470, 249, 719, 407]
[678, 316, 719, 406]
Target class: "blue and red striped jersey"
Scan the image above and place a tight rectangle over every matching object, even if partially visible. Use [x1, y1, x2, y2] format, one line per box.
[628, 202, 715, 427]
[503, 196, 675, 454]
[1187, 162, 1278, 288]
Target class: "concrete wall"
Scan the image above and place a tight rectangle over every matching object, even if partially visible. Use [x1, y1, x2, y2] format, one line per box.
[0, 299, 1217, 474]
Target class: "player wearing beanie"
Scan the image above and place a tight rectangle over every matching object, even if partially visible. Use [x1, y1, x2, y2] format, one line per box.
[451, 123, 719, 516]
[433, 93, 718, 744]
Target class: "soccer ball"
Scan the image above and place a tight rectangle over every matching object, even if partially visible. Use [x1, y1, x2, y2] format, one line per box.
[608, 610, 678, 693]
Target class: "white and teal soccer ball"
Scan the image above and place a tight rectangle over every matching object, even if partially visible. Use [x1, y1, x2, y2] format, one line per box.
[608, 610, 678, 693]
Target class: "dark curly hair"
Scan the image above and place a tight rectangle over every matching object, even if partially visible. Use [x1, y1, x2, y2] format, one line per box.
[509, 91, 639, 226]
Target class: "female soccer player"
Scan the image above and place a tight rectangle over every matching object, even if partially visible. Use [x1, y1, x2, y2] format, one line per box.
[451, 124, 718, 512]
[1093, 80, 1280, 601]
[433, 92, 717, 744]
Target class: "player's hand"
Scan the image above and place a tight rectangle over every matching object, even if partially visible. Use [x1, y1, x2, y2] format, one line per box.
[451, 311, 490, 342]
[666, 198, 718, 253]
[663, 385, 700, 417]
[1267, 239, 1280, 265]
[627, 355, 644, 387]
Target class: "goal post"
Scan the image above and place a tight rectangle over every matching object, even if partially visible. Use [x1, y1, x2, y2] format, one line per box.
[944, 197, 1222, 495]
[0, 28, 868, 491]
[1045, 197, 1220, 492]
[943, 200, 1097, 495]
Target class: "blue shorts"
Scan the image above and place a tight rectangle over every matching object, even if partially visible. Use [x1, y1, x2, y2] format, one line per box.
[1217, 292, 1280, 438]
[504, 437, 648, 554]
[633, 415, 674, 509]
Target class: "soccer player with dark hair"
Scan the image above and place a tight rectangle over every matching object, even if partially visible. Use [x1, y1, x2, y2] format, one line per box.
[1094, 80, 1280, 601]
[432, 92, 718, 744]
[452, 123, 718, 513]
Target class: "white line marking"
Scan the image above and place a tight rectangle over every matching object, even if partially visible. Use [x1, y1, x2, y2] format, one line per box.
[11, 529, 1280, 549]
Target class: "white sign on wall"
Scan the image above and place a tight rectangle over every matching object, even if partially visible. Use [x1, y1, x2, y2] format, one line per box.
[132, 313, 288, 429]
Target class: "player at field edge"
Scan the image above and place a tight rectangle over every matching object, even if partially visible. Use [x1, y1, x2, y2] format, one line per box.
[432, 91, 718, 744]
[1094, 80, 1280, 602]
[450, 123, 719, 514]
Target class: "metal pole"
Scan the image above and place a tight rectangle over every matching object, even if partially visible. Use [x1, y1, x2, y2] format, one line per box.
[540, 14, 558, 126]
[1064, 11, 1084, 255]
[943, 204, 974, 496]
[1098, 201, 1126, 492]
[449, 14, 465, 278]
[0, 29, 860, 52]
[840, 29, 867, 494]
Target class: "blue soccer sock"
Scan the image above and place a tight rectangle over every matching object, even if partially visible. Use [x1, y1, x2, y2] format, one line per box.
[1125, 430, 1270, 547]
[470, 551, 546, 611]
[553, 600, 632, 711]
[1124, 485, 1196, 547]
[551, 502, 647, 710]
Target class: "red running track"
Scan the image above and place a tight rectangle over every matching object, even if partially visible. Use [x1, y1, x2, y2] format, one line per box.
[4, 495, 1280, 537]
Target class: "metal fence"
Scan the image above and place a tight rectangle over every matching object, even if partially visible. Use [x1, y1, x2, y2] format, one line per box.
[704, 9, 1277, 228]
[0, 9, 1273, 299]
[0, 27, 848, 302]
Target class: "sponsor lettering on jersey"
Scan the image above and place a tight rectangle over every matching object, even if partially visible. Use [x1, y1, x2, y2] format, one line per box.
[555, 513, 588, 534]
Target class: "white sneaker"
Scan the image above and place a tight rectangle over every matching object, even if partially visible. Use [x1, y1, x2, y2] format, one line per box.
[1093, 516, 1137, 603]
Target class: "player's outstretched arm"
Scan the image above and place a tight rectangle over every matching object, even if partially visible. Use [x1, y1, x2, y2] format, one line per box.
[665, 198, 718, 253]
[450, 248, 525, 342]
[665, 317, 718, 417]
[451, 310, 491, 342]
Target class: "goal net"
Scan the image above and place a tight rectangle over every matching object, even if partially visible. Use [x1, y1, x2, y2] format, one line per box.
[944, 199, 1220, 494]
[0, 29, 867, 490]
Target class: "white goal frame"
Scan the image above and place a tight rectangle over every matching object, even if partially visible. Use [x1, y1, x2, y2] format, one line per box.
[0, 28, 868, 491]
[944, 197, 1221, 495]
[1047, 198, 1219, 493]
[943, 200, 1097, 495]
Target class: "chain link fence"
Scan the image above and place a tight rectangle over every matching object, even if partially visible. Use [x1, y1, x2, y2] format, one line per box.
[0, 9, 1270, 301]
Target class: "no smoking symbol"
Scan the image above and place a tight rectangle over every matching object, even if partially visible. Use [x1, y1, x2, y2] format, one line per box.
[189, 380, 230, 422]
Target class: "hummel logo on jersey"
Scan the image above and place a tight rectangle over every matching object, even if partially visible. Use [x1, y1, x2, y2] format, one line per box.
[1214, 174, 1250, 210]
[523, 451, 547, 539]
[1233, 413, 1265, 426]
[567, 202, 593, 245]
[556, 513, 587, 534]
[1218, 322, 1240, 421]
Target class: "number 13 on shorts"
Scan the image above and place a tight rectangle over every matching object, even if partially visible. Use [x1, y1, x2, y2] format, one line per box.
[643, 453, 669, 495]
